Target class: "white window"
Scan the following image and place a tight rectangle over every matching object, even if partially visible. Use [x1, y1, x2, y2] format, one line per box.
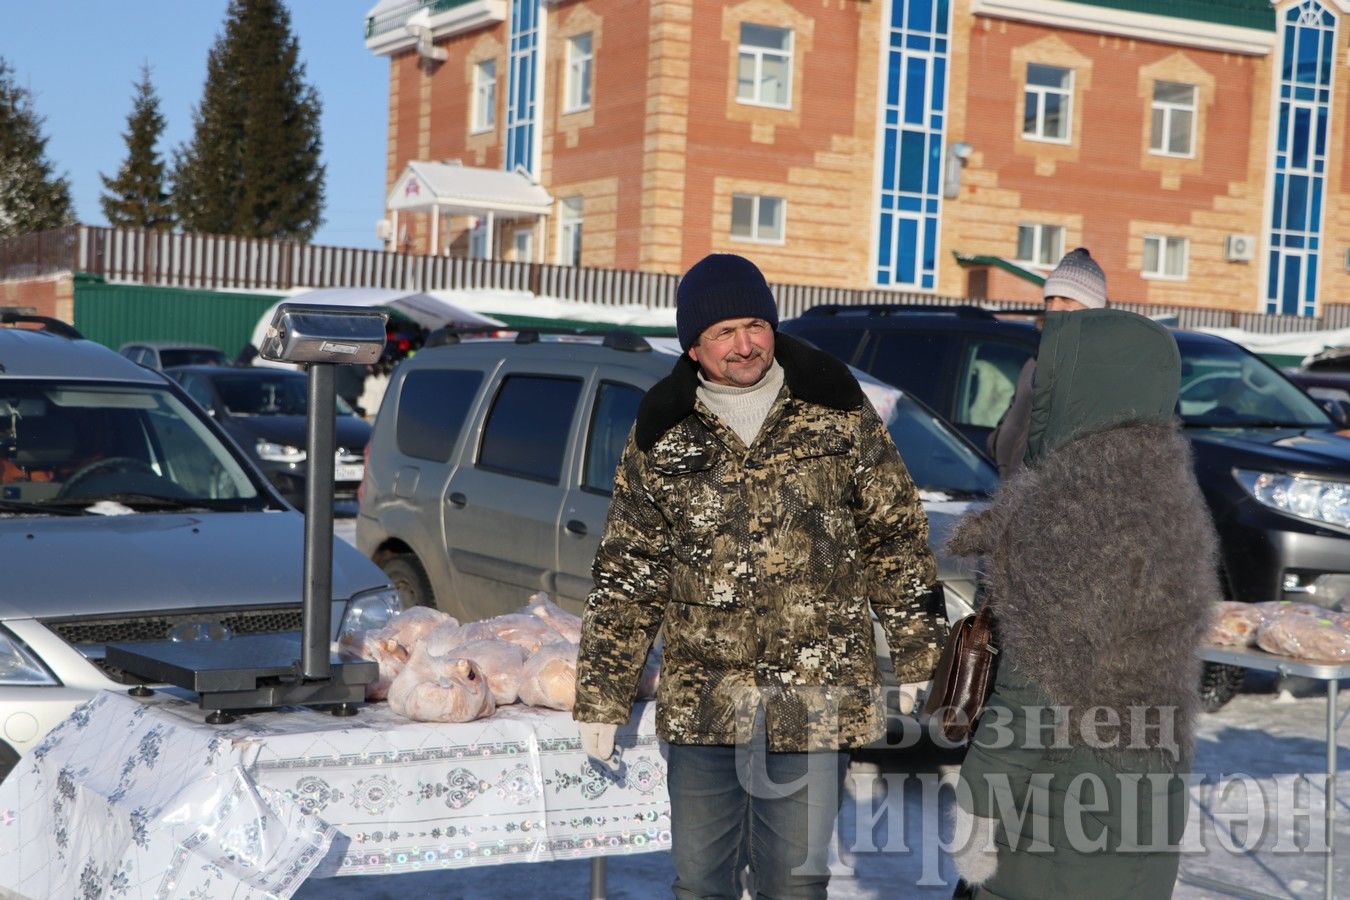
[1150, 81, 1195, 156]
[731, 194, 785, 243]
[565, 33, 593, 113]
[737, 23, 792, 108]
[471, 59, 496, 133]
[559, 196, 583, 266]
[1143, 235, 1187, 279]
[1015, 224, 1064, 267]
[1023, 64, 1072, 141]
[513, 229, 532, 262]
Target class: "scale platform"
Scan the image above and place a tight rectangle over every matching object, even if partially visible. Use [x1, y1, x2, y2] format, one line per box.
[106, 633, 376, 720]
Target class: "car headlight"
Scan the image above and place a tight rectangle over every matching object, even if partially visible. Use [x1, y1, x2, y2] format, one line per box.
[0, 626, 59, 686]
[338, 587, 403, 641]
[1234, 469, 1350, 530]
[256, 439, 306, 463]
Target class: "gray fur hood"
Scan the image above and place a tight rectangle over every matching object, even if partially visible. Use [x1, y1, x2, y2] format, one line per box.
[949, 422, 1218, 756]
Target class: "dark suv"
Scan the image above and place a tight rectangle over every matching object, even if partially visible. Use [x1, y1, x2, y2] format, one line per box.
[782, 305, 1350, 709]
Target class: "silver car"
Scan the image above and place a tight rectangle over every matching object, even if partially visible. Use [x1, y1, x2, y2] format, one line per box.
[0, 318, 400, 782]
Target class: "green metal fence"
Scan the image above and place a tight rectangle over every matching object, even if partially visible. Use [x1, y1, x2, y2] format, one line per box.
[72, 276, 281, 357]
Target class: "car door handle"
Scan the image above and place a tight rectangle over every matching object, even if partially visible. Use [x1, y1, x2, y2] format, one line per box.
[447, 492, 467, 508]
[564, 519, 588, 536]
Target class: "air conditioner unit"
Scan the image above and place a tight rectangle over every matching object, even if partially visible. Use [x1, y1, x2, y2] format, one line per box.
[375, 218, 393, 241]
[1224, 234, 1255, 263]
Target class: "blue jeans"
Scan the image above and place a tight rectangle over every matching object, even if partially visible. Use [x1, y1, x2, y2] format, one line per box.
[667, 742, 848, 900]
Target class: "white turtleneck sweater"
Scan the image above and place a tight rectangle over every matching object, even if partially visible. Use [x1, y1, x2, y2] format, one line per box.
[695, 359, 785, 446]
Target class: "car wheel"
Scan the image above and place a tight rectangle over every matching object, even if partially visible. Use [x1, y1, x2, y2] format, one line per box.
[1199, 662, 1246, 713]
[381, 553, 435, 610]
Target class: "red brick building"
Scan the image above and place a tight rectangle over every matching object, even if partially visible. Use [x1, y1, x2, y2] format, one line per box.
[367, 0, 1350, 314]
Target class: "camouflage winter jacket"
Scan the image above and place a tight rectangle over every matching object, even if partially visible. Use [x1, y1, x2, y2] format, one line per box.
[574, 334, 945, 752]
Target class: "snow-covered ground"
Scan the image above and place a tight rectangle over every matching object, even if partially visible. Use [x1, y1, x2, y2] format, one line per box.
[324, 525, 1347, 899]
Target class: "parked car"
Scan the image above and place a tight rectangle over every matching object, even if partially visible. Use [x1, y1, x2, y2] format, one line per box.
[119, 341, 229, 371]
[1283, 346, 1350, 422]
[356, 330, 998, 726]
[781, 304, 1350, 709]
[0, 316, 400, 783]
[165, 365, 372, 513]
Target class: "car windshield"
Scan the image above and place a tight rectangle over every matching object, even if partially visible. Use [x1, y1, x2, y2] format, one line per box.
[0, 381, 263, 510]
[858, 376, 998, 498]
[212, 372, 357, 417]
[1178, 340, 1331, 428]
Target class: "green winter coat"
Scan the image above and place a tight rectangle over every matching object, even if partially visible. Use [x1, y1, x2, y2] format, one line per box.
[574, 334, 946, 752]
[949, 310, 1219, 899]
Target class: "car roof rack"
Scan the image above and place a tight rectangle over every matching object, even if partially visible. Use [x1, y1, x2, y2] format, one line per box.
[800, 303, 1046, 321]
[424, 324, 653, 352]
[0, 310, 84, 340]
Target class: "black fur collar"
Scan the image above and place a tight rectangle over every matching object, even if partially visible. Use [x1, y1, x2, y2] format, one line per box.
[635, 332, 864, 450]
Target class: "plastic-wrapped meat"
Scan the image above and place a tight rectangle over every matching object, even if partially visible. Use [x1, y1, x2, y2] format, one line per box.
[1254, 600, 1326, 622]
[478, 613, 558, 655]
[446, 638, 526, 705]
[340, 607, 458, 701]
[1208, 601, 1264, 648]
[1257, 616, 1350, 663]
[524, 592, 583, 644]
[422, 621, 466, 657]
[518, 640, 579, 711]
[387, 644, 495, 722]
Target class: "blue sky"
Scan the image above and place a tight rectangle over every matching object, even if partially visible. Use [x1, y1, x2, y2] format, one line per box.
[2, 1, 387, 249]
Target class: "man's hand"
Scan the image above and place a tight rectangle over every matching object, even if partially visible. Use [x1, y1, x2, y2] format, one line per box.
[898, 681, 931, 715]
[578, 721, 619, 768]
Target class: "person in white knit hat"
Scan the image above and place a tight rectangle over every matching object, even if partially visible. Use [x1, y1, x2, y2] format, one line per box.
[986, 247, 1106, 478]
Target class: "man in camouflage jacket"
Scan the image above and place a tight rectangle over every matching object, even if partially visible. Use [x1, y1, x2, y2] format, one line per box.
[574, 253, 945, 899]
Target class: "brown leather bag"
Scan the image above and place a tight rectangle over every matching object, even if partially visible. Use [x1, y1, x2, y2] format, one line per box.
[921, 606, 999, 743]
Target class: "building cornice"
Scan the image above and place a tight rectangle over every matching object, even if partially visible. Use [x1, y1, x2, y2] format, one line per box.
[970, 0, 1276, 55]
[365, 1, 508, 57]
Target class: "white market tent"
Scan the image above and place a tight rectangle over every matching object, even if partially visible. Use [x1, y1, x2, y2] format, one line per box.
[246, 287, 507, 367]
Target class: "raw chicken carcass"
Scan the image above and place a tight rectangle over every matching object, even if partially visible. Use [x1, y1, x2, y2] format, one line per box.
[1257, 616, 1350, 663]
[480, 613, 558, 655]
[1208, 601, 1264, 648]
[446, 638, 526, 705]
[518, 640, 579, 711]
[341, 607, 458, 701]
[387, 644, 495, 722]
[524, 592, 583, 644]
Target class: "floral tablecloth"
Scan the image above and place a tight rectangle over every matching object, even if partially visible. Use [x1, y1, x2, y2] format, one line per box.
[0, 690, 669, 899]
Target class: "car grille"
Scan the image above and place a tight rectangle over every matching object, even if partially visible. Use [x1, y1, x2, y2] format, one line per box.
[44, 606, 304, 685]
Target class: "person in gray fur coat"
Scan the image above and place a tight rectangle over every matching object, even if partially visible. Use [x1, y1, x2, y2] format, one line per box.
[946, 308, 1219, 899]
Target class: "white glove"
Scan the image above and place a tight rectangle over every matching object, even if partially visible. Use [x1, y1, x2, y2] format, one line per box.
[578, 721, 619, 769]
[897, 681, 931, 715]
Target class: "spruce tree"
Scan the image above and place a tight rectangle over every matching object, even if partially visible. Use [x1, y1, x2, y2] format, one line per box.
[100, 66, 173, 230]
[0, 57, 74, 238]
[171, 0, 325, 241]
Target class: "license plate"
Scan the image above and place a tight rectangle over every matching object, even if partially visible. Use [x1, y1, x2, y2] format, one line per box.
[335, 463, 364, 482]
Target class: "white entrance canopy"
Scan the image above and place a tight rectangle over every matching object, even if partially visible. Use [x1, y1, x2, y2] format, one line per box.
[386, 160, 552, 258]
[387, 160, 552, 219]
[247, 287, 506, 366]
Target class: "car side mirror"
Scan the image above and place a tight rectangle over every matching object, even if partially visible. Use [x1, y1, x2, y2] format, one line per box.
[1318, 397, 1350, 427]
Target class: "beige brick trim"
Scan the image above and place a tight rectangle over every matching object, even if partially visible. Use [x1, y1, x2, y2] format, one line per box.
[465, 34, 505, 166]
[552, 6, 602, 150]
[1010, 34, 1092, 177]
[639, 1, 693, 272]
[720, 0, 815, 144]
[1137, 52, 1216, 185]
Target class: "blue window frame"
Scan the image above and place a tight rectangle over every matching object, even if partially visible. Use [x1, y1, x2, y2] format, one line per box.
[1268, 1, 1335, 316]
[876, 0, 950, 289]
[505, 0, 540, 175]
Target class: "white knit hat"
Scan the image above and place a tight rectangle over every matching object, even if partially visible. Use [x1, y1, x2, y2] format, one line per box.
[1043, 247, 1107, 309]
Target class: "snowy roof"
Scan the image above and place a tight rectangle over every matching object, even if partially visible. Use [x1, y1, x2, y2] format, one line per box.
[387, 161, 553, 219]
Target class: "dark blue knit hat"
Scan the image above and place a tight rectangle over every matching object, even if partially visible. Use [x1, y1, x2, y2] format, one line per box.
[676, 253, 779, 350]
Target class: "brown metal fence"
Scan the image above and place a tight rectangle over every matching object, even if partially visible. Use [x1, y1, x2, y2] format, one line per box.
[5, 224, 1350, 331]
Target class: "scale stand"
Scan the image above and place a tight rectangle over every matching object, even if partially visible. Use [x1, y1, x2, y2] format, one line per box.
[106, 304, 389, 723]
